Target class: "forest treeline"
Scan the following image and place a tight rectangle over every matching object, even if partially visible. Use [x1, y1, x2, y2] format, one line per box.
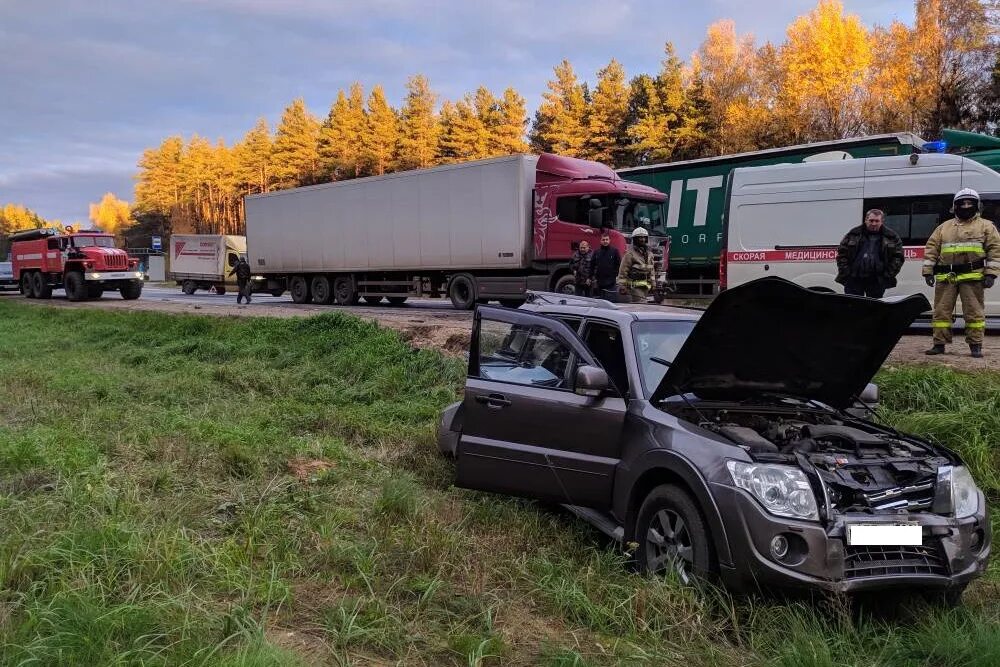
[4, 0, 998, 242]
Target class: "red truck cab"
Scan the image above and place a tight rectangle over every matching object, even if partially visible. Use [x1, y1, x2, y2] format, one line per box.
[533, 153, 669, 293]
[11, 227, 143, 301]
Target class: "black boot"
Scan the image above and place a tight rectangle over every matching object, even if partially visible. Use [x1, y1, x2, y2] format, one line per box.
[925, 344, 945, 356]
[970, 344, 983, 358]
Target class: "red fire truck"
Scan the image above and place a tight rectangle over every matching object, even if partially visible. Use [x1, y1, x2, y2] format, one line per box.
[10, 227, 143, 301]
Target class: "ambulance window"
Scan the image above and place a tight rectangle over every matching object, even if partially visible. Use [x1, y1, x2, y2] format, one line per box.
[864, 195, 952, 245]
[980, 197, 1000, 228]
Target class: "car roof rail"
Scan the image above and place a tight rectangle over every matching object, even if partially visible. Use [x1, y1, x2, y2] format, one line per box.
[524, 290, 619, 309]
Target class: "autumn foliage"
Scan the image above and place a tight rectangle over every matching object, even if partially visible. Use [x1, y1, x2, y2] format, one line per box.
[126, 0, 996, 237]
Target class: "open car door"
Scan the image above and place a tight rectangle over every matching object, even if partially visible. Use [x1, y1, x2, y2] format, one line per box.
[454, 306, 627, 509]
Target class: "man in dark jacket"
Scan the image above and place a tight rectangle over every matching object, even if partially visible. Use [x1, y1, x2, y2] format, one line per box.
[229, 256, 253, 304]
[570, 240, 595, 296]
[592, 232, 621, 301]
[835, 209, 905, 298]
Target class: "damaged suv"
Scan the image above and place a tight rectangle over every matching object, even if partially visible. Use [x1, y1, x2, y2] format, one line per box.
[438, 277, 990, 599]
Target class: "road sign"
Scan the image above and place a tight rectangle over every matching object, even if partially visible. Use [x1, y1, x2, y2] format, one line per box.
[151, 235, 162, 251]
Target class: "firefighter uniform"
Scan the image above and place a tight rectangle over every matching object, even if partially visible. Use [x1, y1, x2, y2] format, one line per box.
[922, 190, 1000, 354]
[617, 244, 655, 303]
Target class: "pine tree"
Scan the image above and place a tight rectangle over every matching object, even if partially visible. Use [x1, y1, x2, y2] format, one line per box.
[626, 74, 668, 165]
[135, 136, 184, 216]
[492, 87, 529, 154]
[586, 59, 631, 165]
[439, 96, 489, 162]
[235, 118, 273, 196]
[272, 98, 322, 188]
[530, 60, 588, 156]
[319, 83, 367, 180]
[398, 74, 440, 169]
[363, 85, 400, 176]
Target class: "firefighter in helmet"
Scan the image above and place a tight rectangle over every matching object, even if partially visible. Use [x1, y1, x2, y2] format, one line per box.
[923, 188, 1000, 358]
[617, 226, 655, 303]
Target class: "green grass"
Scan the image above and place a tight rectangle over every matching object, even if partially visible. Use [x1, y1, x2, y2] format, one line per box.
[0, 301, 997, 665]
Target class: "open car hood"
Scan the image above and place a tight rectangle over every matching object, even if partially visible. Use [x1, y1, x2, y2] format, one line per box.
[652, 277, 930, 408]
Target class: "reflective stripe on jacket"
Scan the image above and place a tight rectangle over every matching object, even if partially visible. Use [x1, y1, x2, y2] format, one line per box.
[922, 215, 1000, 278]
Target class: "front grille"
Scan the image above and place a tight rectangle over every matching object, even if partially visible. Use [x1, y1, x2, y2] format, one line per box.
[104, 254, 126, 269]
[844, 543, 948, 579]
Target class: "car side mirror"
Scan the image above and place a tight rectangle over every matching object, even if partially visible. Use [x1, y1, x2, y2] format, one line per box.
[575, 364, 609, 398]
[860, 383, 879, 404]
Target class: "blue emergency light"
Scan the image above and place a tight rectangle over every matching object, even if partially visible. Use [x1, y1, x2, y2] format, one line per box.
[922, 140, 948, 153]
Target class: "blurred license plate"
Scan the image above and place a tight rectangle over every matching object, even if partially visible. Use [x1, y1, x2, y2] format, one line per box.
[847, 524, 922, 546]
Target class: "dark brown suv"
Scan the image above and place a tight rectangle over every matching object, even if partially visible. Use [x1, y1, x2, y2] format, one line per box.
[437, 278, 990, 599]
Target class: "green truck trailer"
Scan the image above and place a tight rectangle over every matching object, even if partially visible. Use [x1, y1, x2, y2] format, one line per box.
[618, 133, 927, 294]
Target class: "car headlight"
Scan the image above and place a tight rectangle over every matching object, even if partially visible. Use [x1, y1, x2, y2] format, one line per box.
[726, 461, 819, 521]
[952, 466, 980, 518]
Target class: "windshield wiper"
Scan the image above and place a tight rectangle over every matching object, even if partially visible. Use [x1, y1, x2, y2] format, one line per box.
[649, 356, 672, 368]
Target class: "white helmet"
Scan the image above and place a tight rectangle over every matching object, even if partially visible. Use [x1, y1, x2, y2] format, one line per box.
[954, 188, 980, 203]
[631, 226, 649, 239]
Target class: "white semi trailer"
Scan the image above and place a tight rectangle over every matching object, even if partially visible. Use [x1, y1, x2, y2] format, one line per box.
[244, 153, 668, 309]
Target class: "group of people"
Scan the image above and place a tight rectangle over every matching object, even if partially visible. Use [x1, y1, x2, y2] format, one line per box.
[569, 226, 658, 304]
[834, 187, 1000, 358]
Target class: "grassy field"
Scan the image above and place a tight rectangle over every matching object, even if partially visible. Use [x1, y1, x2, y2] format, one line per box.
[0, 300, 997, 666]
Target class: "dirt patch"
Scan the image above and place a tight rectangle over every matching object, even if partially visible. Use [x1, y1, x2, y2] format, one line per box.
[887, 334, 1000, 372]
[287, 457, 335, 482]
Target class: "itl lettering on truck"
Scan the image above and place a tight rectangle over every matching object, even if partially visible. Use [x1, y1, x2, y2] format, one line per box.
[721, 152, 1000, 317]
[244, 153, 668, 309]
[618, 133, 925, 292]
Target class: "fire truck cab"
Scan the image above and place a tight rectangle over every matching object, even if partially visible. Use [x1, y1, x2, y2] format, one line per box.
[10, 227, 143, 301]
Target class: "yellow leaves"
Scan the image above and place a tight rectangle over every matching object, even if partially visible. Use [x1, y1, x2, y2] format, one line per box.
[88, 193, 132, 235]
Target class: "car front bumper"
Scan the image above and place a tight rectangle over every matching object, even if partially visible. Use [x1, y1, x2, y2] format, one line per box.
[85, 271, 144, 281]
[711, 483, 991, 594]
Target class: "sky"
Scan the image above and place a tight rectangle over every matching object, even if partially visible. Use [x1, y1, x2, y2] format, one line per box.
[0, 0, 913, 224]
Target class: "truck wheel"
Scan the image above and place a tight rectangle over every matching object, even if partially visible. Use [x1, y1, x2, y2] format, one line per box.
[182, 280, 197, 295]
[361, 295, 383, 305]
[290, 276, 312, 304]
[86, 284, 104, 300]
[448, 274, 477, 310]
[120, 280, 142, 300]
[553, 274, 575, 295]
[64, 272, 87, 302]
[387, 296, 408, 306]
[270, 288, 285, 297]
[21, 273, 35, 297]
[333, 276, 358, 306]
[311, 276, 333, 304]
[214, 284, 227, 296]
[633, 485, 715, 585]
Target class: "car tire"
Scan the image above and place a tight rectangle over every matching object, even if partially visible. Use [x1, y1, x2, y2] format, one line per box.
[448, 274, 477, 310]
[387, 296, 407, 305]
[311, 275, 333, 304]
[553, 274, 575, 295]
[499, 299, 525, 308]
[32, 272, 52, 299]
[333, 276, 358, 306]
[361, 295, 383, 305]
[634, 484, 715, 585]
[182, 280, 197, 295]
[289, 275, 312, 304]
[64, 271, 87, 302]
[269, 287, 285, 297]
[214, 284, 226, 295]
[119, 280, 142, 300]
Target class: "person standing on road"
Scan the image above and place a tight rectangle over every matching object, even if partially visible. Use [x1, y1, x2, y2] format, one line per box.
[593, 232, 622, 301]
[229, 256, 252, 305]
[617, 227, 655, 303]
[570, 239, 595, 296]
[835, 208, 905, 298]
[924, 188, 1000, 358]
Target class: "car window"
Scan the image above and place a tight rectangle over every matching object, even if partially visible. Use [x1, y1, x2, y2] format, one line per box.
[477, 319, 574, 389]
[582, 321, 628, 396]
[632, 320, 697, 395]
[551, 315, 582, 332]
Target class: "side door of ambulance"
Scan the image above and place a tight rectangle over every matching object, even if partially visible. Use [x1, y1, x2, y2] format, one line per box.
[455, 306, 627, 509]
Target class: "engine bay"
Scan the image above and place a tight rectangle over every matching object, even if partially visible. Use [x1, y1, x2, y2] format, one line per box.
[669, 404, 953, 515]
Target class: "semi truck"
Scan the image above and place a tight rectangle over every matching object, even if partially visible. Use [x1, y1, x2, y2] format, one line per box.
[245, 153, 669, 309]
[169, 234, 248, 295]
[10, 227, 143, 301]
[618, 133, 927, 293]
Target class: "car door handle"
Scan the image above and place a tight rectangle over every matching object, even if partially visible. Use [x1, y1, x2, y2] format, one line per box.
[475, 393, 511, 409]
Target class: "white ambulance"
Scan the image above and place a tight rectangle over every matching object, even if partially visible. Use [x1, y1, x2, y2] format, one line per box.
[721, 153, 1000, 315]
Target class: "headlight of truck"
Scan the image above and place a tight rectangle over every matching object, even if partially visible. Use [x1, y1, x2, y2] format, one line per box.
[952, 466, 980, 518]
[726, 461, 819, 521]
